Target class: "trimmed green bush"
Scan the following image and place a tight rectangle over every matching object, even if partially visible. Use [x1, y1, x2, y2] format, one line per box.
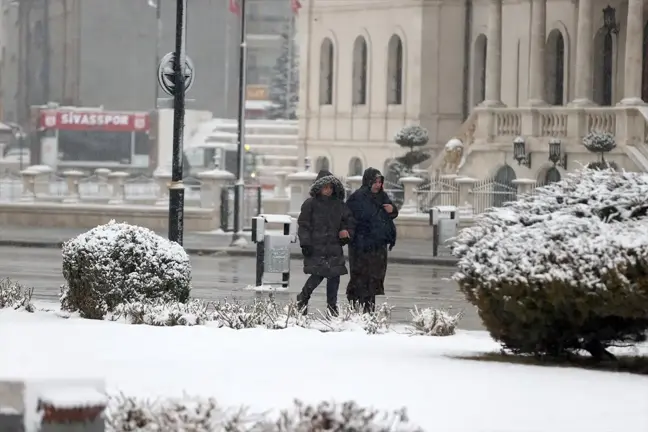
[61, 221, 191, 319]
[452, 168, 648, 359]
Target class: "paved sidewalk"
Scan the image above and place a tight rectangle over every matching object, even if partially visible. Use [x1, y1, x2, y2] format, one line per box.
[0, 226, 457, 266]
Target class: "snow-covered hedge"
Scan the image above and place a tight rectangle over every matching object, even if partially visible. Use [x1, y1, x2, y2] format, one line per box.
[394, 125, 429, 148]
[582, 131, 616, 153]
[452, 168, 648, 358]
[61, 221, 191, 319]
[0, 278, 34, 312]
[106, 395, 422, 432]
[410, 306, 462, 336]
[108, 298, 456, 336]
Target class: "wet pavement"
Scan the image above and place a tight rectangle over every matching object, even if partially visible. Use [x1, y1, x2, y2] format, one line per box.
[0, 246, 482, 330]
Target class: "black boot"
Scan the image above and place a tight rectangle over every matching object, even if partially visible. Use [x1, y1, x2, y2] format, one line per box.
[327, 303, 339, 318]
[296, 293, 308, 315]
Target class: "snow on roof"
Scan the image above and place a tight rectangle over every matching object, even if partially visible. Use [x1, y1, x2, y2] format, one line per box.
[38, 387, 107, 408]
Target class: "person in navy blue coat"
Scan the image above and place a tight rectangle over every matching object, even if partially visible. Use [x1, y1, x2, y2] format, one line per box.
[345, 167, 398, 312]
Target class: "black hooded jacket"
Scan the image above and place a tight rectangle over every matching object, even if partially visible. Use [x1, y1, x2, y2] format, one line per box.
[297, 170, 354, 277]
[346, 167, 398, 252]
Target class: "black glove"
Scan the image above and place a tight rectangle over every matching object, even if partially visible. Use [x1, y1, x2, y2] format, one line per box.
[301, 245, 313, 257]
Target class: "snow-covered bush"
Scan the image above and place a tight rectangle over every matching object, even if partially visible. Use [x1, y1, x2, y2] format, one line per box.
[582, 131, 616, 154]
[394, 125, 430, 173]
[452, 168, 648, 359]
[0, 278, 34, 312]
[313, 302, 394, 334]
[106, 396, 422, 432]
[587, 160, 618, 171]
[61, 221, 191, 319]
[114, 299, 213, 326]
[394, 125, 429, 148]
[410, 306, 462, 336]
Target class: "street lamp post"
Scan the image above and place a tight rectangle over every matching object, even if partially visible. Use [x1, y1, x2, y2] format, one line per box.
[168, 0, 188, 245]
[231, 0, 248, 246]
[148, 0, 162, 107]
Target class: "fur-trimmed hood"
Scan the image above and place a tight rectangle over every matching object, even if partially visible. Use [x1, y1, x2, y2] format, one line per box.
[310, 170, 346, 200]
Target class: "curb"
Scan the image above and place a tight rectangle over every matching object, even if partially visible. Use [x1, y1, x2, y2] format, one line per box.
[0, 240, 458, 267]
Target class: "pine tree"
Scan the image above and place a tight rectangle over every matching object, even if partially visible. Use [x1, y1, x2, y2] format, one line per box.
[268, 21, 299, 120]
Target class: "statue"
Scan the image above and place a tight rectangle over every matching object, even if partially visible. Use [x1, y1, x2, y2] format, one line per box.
[442, 138, 464, 174]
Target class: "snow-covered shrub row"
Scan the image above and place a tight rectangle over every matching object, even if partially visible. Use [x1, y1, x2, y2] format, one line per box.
[410, 306, 462, 336]
[0, 278, 34, 312]
[61, 221, 191, 319]
[452, 168, 648, 358]
[106, 395, 422, 432]
[109, 298, 455, 336]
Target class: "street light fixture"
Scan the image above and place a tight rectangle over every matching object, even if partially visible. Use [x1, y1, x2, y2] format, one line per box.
[603, 6, 619, 34]
[513, 136, 531, 168]
[548, 138, 567, 168]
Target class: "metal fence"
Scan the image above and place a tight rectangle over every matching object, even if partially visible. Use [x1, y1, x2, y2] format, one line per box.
[219, 185, 263, 232]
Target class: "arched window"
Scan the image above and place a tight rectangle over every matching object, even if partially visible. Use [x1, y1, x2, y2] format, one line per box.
[319, 38, 334, 105]
[472, 34, 487, 106]
[545, 30, 566, 105]
[315, 156, 330, 172]
[348, 157, 363, 176]
[543, 167, 561, 185]
[387, 35, 403, 105]
[352, 36, 368, 105]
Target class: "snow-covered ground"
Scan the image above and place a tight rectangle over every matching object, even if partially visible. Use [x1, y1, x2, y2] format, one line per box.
[1, 308, 647, 432]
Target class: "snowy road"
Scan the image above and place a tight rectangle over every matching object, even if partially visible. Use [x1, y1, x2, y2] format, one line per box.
[0, 246, 481, 329]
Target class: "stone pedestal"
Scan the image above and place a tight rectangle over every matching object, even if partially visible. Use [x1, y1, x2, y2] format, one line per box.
[108, 172, 130, 205]
[274, 171, 288, 198]
[512, 178, 537, 195]
[455, 177, 477, 215]
[286, 170, 317, 215]
[62, 170, 85, 204]
[197, 169, 235, 209]
[399, 176, 424, 214]
[153, 169, 172, 206]
[28, 165, 53, 197]
[19, 170, 37, 202]
[95, 168, 111, 198]
[347, 175, 363, 193]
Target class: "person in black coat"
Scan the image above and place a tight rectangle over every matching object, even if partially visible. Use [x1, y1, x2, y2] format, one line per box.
[297, 169, 354, 316]
[345, 167, 398, 313]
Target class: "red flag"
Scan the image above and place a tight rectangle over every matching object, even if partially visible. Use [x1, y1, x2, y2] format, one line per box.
[291, 0, 302, 14]
[229, 0, 240, 14]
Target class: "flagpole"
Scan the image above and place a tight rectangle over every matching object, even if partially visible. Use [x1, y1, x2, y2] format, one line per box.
[231, 0, 248, 246]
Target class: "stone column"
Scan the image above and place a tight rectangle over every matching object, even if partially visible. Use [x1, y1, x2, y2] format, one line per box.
[572, 0, 594, 105]
[95, 168, 111, 198]
[62, 170, 85, 204]
[455, 177, 477, 217]
[28, 165, 53, 197]
[108, 171, 129, 205]
[528, 0, 547, 105]
[153, 169, 172, 206]
[197, 169, 235, 208]
[347, 175, 363, 192]
[274, 171, 288, 198]
[620, 0, 645, 105]
[482, 0, 504, 106]
[286, 170, 317, 216]
[512, 178, 537, 195]
[19, 169, 37, 202]
[399, 176, 424, 214]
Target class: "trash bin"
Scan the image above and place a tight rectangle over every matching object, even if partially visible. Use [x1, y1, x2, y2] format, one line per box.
[429, 206, 458, 257]
[251, 214, 298, 288]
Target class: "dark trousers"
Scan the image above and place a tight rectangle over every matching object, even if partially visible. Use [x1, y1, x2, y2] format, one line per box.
[349, 295, 375, 314]
[297, 274, 340, 314]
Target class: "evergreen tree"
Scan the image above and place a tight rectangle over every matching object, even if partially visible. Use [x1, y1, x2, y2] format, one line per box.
[268, 21, 299, 120]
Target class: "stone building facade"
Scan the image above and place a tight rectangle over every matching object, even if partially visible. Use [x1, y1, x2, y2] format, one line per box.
[298, 0, 648, 184]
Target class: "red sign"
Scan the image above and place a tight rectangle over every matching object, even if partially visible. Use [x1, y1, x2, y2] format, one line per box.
[40, 110, 150, 132]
